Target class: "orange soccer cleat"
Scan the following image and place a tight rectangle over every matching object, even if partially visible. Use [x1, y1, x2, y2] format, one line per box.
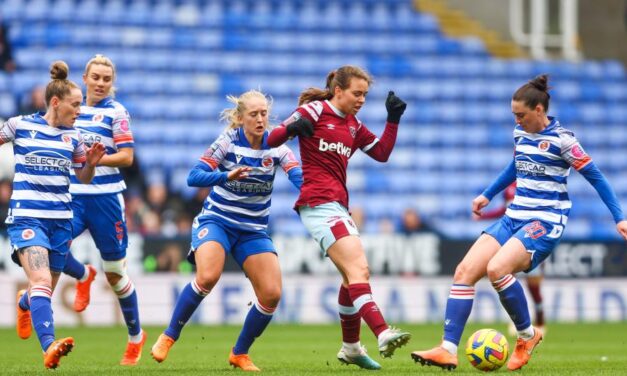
[411, 345, 458, 371]
[507, 327, 543, 371]
[43, 337, 74, 369]
[16, 289, 32, 339]
[74, 264, 97, 312]
[120, 330, 147, 366]
[151, 333, 175, 363]
[229, 349, 261, 371]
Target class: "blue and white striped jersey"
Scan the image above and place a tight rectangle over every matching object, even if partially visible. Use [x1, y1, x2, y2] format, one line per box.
[197, 127, 300, 231]
[69, 96, 133, 195]
[1, 113, 86, 220]
[506, 117, 592, 225]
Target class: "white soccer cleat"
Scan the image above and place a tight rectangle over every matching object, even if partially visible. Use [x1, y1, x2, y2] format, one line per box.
[337, 345, 381, 370]
[378, 327, 411, 358]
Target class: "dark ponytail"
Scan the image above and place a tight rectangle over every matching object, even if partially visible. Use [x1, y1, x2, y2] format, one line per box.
[512, 74, 551, 112]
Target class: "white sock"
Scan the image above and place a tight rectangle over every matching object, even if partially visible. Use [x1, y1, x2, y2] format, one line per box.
[342, 342, 362, 355]
[128, 330, 144, 344]
[517, 325, 535, 340]
[441, 340, 457, 355]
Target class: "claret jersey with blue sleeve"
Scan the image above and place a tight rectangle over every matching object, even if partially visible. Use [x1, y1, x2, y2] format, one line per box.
[197, 127, 300, 231]
[0, 114, 86, 220]
[70, 96, 134, 195]
[507, 117, 592, 225]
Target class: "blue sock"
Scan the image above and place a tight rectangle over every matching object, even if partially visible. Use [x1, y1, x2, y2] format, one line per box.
[118, 291, 141, 336]
[19, 290, 30, 310]
[164, 281, 208, 340]
[442, 284, 475, 346]
[492, 275, 531, 330]
[63, 252, 86, 280]
[30, 286, 55, 351]
[233, 302, 274, 355]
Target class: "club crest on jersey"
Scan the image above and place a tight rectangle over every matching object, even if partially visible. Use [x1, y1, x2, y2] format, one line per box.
[92, 114, 104, 123]
[538, 140, 550, 151]
[262, 156, 273, 168]
[198, 228, 208, 239]
[62, 135, 72, 144]
[349, 126, 356, 138]
[21, 229, 35, 240]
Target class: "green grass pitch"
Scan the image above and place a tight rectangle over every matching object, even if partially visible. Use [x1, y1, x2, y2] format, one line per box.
[1, 323, 626, 375]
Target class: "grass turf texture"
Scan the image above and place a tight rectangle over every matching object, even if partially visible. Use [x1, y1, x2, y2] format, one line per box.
[1, 323, 625, 375]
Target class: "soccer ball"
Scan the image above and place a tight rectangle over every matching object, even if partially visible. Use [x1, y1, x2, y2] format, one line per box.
[465, 329, 509, 371]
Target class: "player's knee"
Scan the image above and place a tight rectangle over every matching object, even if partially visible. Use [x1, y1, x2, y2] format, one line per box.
[29, 274, 52, 289]
[195, 270, 220, 292]
[348, 263, 370, 282]
[258, 287, 281, 308]
[485, 261, 504, 282]
[103, 259, 135, 298]
[104, 271, 122, 286]
[453, 262, 469, 282]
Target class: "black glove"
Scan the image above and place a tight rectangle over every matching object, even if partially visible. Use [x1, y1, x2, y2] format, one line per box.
[385, 91, 407, 124]
[286, 117, 314, 138]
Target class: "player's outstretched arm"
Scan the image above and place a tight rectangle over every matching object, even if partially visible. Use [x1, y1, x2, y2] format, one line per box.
[616, 220, 627, 241]
[385, 91, 406, 124]
[364, 91, 408, 162]
[187, 163, 228, 187]
[578, 162, 626, 233]
[268, 117, 314, 147]
[74, 142, 106, 183]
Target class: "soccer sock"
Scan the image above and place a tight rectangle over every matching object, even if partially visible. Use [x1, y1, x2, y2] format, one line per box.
[164, 279, 208, 341]
[19, 290, 30, 310]
[233, 301, 275, 355]
[527, 281, 545, 326]
[348, 283, 388, 338]
[30, 285, 55, 351]
[442, 284, 475, 354]
[111, 276, 141, 338]
[338, 285, 361, 345]
[492, 275, 532, 338]
[63, 252, 87, 281]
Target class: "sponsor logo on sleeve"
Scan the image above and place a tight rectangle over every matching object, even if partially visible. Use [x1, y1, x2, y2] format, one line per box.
[198, 228, 209, 239]
[571, 144, 586, 159]
[119, 119, 130, 132]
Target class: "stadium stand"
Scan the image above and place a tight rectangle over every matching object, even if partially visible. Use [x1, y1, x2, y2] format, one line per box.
[0, 0, 625, 240]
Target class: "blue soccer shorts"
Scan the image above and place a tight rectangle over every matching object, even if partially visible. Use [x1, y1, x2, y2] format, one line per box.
[188, 215, 275, 268]
[72, 193, 128, 261]
[8, 217, 73, 272]
[298, 202, 360, 255]
[483, 215, 564, 272]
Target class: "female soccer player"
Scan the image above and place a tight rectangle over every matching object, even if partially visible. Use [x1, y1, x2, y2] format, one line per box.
[59, 55, 144, 366]
[412, 74, 627, 371]
[150, 90, 303, 371]
[266, 65, 410, 370]
[4, 61, 105, 369]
